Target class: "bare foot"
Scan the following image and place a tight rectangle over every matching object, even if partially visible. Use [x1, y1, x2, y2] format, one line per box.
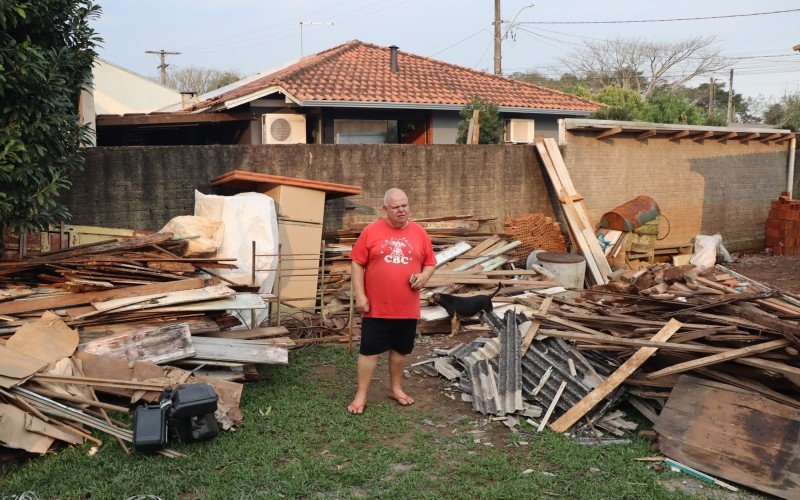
[387, 389, 414, 406]
[347, 395, 367, 414]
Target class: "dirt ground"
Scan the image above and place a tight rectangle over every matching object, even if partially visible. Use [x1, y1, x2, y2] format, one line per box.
[726, 252, 800, 294]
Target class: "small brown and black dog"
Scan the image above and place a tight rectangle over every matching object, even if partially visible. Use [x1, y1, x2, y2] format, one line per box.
[430, 283, 502, 336]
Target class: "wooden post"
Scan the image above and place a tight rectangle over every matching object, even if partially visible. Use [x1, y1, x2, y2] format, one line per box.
[707, 77, 714, 120]
[471, 109, 481, 144]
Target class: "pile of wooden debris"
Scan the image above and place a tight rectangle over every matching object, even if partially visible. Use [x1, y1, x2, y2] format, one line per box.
[420, 261, 800, 497]
[0, 233, 291, 460]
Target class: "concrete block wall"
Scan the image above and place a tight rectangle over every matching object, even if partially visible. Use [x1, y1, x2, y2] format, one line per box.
[562, 132, 791, 251]
[69, 138, 791, 252]
[71, 145, 555, 234]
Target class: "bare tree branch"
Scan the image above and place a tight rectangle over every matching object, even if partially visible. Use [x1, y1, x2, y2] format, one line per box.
[558, 36, 729, 98]
[155, 65, 245, 94]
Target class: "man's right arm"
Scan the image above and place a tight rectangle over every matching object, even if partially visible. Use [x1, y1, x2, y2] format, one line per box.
[351, 260, 369, 313]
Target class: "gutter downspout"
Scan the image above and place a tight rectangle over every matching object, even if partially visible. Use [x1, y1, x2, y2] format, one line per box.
[789, 136, 797, 198]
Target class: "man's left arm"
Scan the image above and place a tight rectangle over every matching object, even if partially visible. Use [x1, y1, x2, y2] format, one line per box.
[410, 265, 436, 290]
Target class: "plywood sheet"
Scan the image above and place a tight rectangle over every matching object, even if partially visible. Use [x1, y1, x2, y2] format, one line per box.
[655, 375, 800, 498]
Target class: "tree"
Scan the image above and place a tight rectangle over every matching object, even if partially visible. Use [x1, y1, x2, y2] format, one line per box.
[0, 1, 101, 232]
[559, 36, 729, 99]
[684, 81, 759, 124]
[764, 93, 800, 131]
[456, 97, 505, 144]
[161, 66, 244, 94]
[589, 86, 647, 121]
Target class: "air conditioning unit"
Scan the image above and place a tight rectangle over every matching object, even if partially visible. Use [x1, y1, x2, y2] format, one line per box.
[262, 113, 307, 144]
[506, 119, 535, 144]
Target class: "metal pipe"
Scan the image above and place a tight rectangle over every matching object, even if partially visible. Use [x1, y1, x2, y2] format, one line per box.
[788, 136, 796, 198]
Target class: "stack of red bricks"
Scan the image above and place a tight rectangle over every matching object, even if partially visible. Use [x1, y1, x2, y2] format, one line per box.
[766, 193, 800, 255]
[504, 213, 566, 261]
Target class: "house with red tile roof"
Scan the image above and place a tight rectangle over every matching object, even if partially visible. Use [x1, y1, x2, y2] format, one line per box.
[97, 40, 601, 146]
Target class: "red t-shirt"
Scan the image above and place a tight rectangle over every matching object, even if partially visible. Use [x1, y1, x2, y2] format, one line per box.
[350, 219, 436, 319]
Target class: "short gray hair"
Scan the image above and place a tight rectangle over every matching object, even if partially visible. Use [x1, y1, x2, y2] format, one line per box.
[383, 188, 408, 206]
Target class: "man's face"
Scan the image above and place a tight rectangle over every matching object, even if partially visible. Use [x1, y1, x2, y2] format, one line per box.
[384, 194, 409, 227]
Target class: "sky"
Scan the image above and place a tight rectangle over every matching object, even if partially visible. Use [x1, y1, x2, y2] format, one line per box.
[93, 1, 800, 107]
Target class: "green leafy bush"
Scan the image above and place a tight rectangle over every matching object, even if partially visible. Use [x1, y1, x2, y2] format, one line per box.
[456, 97, 505, 144]
[0, 1, 101, 232]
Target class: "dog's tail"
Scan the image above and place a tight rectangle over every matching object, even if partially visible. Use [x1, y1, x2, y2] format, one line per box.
[489, 282, 502, 298]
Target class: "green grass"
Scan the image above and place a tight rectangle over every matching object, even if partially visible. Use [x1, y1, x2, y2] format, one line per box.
[0, 347, 712, 499]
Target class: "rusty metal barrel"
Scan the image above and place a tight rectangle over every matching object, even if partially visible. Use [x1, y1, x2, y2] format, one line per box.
[599, 195, 660, 232]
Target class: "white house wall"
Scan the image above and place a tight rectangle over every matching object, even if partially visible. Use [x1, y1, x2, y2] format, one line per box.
[92, 59, 181, 115]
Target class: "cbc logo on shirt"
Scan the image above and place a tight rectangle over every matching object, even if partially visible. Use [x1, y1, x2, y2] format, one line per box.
[380, 238, 414, 265]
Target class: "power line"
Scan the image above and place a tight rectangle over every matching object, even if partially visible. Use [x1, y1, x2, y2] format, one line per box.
[517, 8, 800, 25]
[430, 28, 489, 57]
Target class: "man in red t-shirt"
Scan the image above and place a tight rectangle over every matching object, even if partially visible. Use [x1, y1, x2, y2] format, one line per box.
[347, 188, 437, 414]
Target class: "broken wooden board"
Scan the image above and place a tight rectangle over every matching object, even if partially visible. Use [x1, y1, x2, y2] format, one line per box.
[90, 285, 235, 314]
[198, 326, 289, 340]
[655, 375, 800, 499]
[0, 277, 211, 316]
[6, 311, 79, 364]
[190, 337, 289, 365]
[144, 293, 267, 312]
[77, 322, 195, 365]
[537, 139, 611, 285]
[549, 319, 682, 433]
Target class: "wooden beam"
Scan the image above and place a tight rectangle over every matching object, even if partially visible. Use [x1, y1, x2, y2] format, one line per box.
[646, 338, 790, 379]
[636, 129, 656, 140]
[0, 277, 210, 316]
[738, 132, 760, 143]
[760, 132, 783, 143]
[776, 133, 796, 143]
[596, 126, 622, 139]
[670, 130, 690, 140]
[549, 319, 682, 433]
[715, 131, 738, 142]
[96, 111, 255, 127]
[692, 131, 715, 142]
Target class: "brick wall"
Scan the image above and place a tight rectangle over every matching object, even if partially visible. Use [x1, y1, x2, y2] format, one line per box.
[562, 131, 791, 251]
[71, 145, 554, 234]
[68, 138, 791, 251]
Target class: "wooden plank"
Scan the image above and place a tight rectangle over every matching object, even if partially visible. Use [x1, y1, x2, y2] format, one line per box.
[671, 130, 690, 140]
[434, 241, 472, 266]
[520, 297, 552, 356]
[200, 326, 289, 340]
[654, 375, 800, 498]
[549, 319, 682, 433]
[692, 131, 715, 142]
[190, 337, 288, 364]
[144, 293, 267, 312]
[538, 381, 567, 432]
[540, 139, 611, 284]
[595, 126, 622, 139]
[210, 170, 361, 198]
[77, 322, 195, 365]
[0, 277, 210, 316]
[536, 141, 602, 284]
[90, 285, 235, 313]
[97, 111, 254, 127]
[636, 129, 656, 140]
[647, 339, 790, 379]
[451, 241, 521, 271]
[439, 235, 501, 271]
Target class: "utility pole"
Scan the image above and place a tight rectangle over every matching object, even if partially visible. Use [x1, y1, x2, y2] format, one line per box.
[727, 69, 734, 126]
[145, 50, 181, 85]
[493, 0, 502, 75]
[707, 77, 715, 120]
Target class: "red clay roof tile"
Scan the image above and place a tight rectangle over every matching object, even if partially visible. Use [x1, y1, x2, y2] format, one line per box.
[187, 40, 601, 113]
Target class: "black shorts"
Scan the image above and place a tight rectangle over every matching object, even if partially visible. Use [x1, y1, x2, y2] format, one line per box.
[359, 317, 418, 356]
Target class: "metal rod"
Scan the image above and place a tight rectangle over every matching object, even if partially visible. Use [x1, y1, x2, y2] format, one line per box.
[276, 243, 282, 327]
[319, 239, 326, 317]
[251, 240, 257, 328]
[347, 286, 355, 355]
